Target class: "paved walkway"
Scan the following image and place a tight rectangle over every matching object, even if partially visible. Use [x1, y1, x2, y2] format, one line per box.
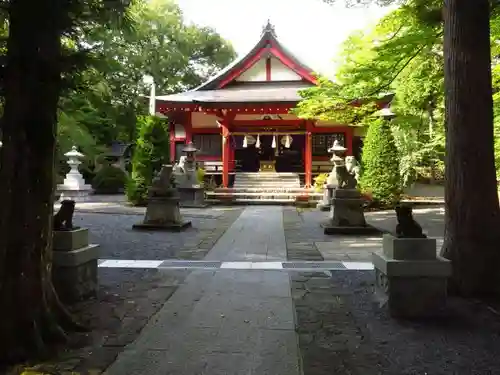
[51, 204, 500, 375]
[106, 206, 300, 375]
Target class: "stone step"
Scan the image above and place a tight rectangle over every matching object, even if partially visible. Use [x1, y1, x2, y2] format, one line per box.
[233, 184, 301, 189]
[206, 191, 322, 197]
[206, 198, 297, 205]
[215, 187, 314, 193]
[235, 176, 300, 180]
[234, 180, 300, 185]
[236, 172, 299, 177]
[235, 174, 300, 181]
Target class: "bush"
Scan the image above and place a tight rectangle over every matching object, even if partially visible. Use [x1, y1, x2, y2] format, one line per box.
[92, 165, 127, 194]
[196, 168, 206, 186]
[313, 173, 329, 192]
[126, 115, 169, 206]
[359, 118, 401, 207]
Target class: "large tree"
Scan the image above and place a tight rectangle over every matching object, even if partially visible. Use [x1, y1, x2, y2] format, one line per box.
[58, 0, 235, 156]
[0, 0, 131, 363]
[315, 0, 500, 295]
[440, 0, 500, 295]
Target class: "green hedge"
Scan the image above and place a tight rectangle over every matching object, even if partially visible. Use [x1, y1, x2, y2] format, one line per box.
[92, 165, 127, 194]
[359, 118, 401, 207]
[126, 115, 169, 206]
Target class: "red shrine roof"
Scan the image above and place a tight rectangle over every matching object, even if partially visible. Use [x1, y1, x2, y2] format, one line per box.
[156, 21, 318, 106]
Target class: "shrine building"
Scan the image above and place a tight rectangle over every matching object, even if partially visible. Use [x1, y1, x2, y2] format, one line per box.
[155, 21, 389, 193]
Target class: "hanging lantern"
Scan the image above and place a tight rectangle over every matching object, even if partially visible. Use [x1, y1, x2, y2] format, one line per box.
[271, 135, 277, 148]
[281, 135, 293, 148]
[256, 134, 261, 149]
[242, 135, 248, 148]
[284, 135, 291, 148]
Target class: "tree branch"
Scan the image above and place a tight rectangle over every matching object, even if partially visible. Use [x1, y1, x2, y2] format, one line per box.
[365, 31, 443, 98]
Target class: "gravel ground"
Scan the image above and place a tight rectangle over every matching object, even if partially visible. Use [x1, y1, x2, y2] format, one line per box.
[23, 268, 191, 374]
[74, 207, 243, 260]
[18, 208, 244, 374]
[292, 271, 500, 375]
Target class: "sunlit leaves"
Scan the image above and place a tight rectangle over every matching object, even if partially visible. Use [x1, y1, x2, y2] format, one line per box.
[58, 0, 235, 157]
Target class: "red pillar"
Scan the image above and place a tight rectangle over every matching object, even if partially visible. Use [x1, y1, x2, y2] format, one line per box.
[169, 121, 176, 163]
[305, 127, 313, 188]
[184, 113, 192, 144]
[345, 126, 354, 156]
[230, 142, 235, 172]
[221, 121, 230, 188]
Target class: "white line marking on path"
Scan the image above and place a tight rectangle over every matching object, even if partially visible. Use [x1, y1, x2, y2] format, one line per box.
[250, 262, 283, 270]
[97, 259, 376, 271]
[99, 260, 164, 269]
[342, 262, 374, 270]
[220, 262, 253, 269]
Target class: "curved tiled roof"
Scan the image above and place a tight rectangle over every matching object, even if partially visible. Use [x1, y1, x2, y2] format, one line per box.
[194, 20, 317, 91]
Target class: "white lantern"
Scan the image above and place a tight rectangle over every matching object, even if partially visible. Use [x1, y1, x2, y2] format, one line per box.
[282, 135, 292, 148]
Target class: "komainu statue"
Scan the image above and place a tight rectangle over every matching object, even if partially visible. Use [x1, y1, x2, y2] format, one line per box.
[345, 156, 361, 182]
[173, 156, 187, 174]
[395, 205, 427, 238]
[53, 199, 75, 230]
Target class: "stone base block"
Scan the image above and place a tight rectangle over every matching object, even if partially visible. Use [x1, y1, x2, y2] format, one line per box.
[178, 187, 207, 208]
[58, 191, 93, 202]
[373, 252, 452, 318]
[382, 234, 436, 260]
[316, 185, 335, 211]
[323, 224, 383, 235]
[53, 228, 89, 251]
[316, 202, 331, 211]
[132, 220, 192, 232]
[53, 244, 99, 303]
[372, 252, 451, 277]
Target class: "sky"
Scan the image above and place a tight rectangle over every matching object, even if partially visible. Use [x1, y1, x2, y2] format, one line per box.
[176, 0, 393, 77]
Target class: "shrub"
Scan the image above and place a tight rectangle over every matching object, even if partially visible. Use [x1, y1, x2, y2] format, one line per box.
[196, 168, 206, 186]
[359, 118, 401, 207]
[126, 115, 169, 205]
[313, 173, 329, 192]
[92, 165, 127, 194]
[80, 162, 96, 183]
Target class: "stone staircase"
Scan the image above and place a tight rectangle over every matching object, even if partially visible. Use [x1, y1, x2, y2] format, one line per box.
[205, 172, 322, 205]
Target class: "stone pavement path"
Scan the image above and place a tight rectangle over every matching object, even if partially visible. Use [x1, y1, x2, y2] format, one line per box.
[105, 206, 301, 375]
[285, 206, 445, 262]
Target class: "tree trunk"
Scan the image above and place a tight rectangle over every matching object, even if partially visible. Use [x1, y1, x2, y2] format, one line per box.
[441, 0, 500, 296]
[0, 0, 76, 363]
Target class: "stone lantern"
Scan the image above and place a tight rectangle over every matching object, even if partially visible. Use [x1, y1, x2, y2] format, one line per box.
[182, 142, 199, 181]
[322, 140, 381, 235]
[317, 140, 347, 211]
[174, 142, 207, 208]
[327, 140, 348, 186]
[57, 146, 93, 202]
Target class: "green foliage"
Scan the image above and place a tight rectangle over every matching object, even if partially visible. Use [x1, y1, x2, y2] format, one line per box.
[126, 115, 169, 205]
[92, 165, 127, 193]
[295, 0, 448, 185]
[56, 0, 236, 167]
[196, 168, 206, 186]
[313, 173, 330, 192]
[359, 119, 401, 206]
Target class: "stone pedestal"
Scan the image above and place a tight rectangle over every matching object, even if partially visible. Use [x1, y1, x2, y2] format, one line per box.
[52, 228, 100, 303]
[372, 234, 452, 318]
[326, 171, 338, 186]
[178, 186, 207, 208]
[316, 184, 335, 211]
[133, 196, 191, 231]
[322, 189, 381, 235]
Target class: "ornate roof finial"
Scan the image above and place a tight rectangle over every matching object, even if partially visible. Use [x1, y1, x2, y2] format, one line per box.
[261, 19, 277, 37]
